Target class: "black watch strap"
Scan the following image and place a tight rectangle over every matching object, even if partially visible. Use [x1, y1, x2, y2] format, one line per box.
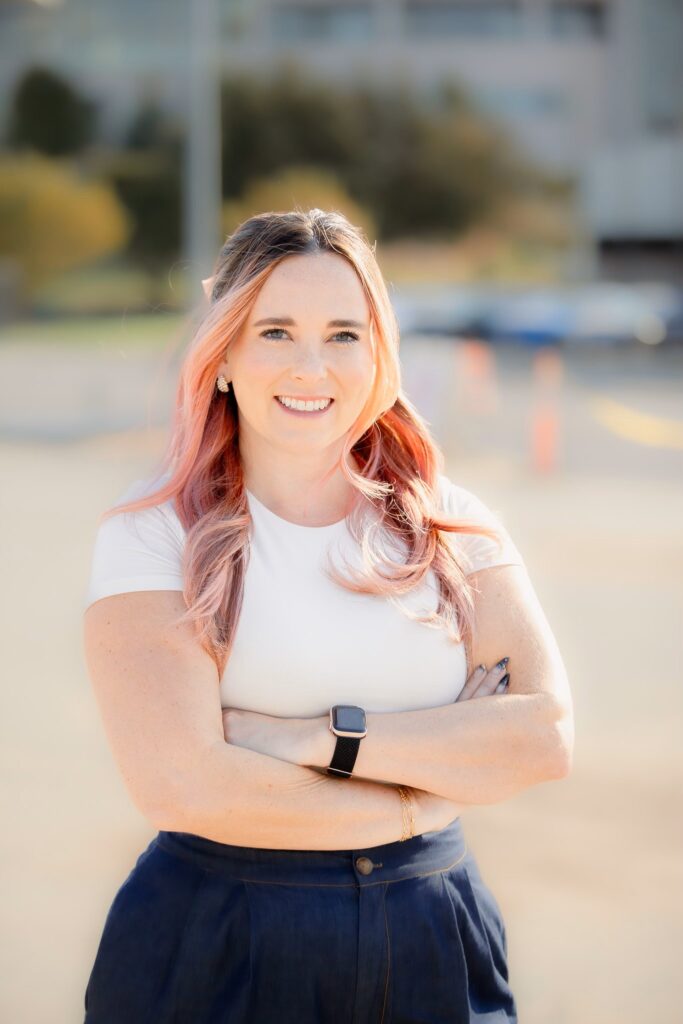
[326, 735, 361, 778]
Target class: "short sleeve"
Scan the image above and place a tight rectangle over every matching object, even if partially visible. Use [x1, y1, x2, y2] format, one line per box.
[437, 474, 525, 575]
[83, 477, 186, 611]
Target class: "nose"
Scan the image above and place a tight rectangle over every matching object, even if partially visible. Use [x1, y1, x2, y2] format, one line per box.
[291, 345, 328, 380]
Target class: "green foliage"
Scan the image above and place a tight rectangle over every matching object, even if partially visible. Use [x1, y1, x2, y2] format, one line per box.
[4, 66, 98, 157]
[0, 152, 132, 296]
[91, 101, 184, 296]
[221, 165, 376, 241]
[219, 63, 358, 201]
[103, 148, 182, 280]
[218, 62, 544, 241]
[0, 59, 574, 311]
[123, 97, 184, 152]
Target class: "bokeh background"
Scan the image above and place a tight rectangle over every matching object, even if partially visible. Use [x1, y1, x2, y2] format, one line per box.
[1, 1, 682, 1021]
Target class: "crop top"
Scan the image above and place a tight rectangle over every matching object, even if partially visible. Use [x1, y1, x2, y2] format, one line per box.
[83, 474, 525, 716]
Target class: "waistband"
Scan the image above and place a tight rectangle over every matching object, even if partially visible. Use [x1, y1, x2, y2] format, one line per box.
[156, 817, 468, 888]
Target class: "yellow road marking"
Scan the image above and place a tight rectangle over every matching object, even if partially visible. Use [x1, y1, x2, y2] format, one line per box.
[588, 394, 683, 450]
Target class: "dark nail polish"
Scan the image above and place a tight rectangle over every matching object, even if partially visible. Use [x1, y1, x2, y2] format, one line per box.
[499, 673, 510, 687]
[495, 657, 509, 670]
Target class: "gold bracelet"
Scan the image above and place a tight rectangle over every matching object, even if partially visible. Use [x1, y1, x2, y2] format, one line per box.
[399, 787, 415, 841]
[396, 786, 416, 841]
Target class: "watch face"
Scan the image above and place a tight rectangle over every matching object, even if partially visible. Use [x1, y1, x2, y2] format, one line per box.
[332, 705, 366, 734]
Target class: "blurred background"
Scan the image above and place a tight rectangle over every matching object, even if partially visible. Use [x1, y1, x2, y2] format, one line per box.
[1, 1, 681, 1021]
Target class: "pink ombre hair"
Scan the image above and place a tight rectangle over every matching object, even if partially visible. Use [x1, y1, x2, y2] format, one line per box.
[100, 208, 504, 677]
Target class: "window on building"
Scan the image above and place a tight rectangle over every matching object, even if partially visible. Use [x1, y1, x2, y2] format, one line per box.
[475, 86, 568, 118]
[548, 2, 608, 40]
[220, 0, 251, 39]
[271, 2, 375, 42]
[403, 1, 526, 39]
[641, 0, 683, 129]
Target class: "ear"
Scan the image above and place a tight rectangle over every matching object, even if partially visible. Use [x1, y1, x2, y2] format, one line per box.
[201, 275, 215, 300]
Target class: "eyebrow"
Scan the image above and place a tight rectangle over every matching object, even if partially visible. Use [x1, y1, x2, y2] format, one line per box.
[252, 316, 368, 329]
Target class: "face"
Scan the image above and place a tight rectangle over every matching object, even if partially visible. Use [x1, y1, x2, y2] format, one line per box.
[219, 251, 376, 470]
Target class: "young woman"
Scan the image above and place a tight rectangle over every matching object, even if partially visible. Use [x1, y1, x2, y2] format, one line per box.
[82, 208, 573, 1023]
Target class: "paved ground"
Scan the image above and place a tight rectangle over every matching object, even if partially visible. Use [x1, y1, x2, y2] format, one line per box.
[1, 328, 681, 1022]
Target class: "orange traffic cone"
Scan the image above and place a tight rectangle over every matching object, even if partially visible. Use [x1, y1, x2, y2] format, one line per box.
[531, 346, 563, 474]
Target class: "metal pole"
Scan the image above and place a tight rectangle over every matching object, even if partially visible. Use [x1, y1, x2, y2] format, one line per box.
[184, 0, 222, 309]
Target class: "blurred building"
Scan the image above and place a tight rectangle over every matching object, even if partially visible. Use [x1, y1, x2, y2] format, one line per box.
[1, 0, 682, 279]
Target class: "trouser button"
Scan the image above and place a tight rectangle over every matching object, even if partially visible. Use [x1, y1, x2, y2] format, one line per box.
[355, 856, 374, 875]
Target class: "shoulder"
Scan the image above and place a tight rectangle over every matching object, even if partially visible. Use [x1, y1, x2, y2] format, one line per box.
[83, 473, 186, 612]
[437, 473, 490, 515]
[435, 473, 525, 576]
[112, 474, 185, 538]
[435, 473, 509, 526]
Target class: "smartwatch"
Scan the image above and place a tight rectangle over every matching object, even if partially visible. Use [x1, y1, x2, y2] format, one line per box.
[327, 704, 367, 778]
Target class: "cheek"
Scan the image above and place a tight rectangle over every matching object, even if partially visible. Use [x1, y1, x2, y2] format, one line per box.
[235, 350, 282, 399]
[343, 351, 375, 396]
[242, 348, 279, 376]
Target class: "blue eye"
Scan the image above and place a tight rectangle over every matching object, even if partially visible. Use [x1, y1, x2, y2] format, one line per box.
[260, 329, 358, 344]
[260, 329, 288, 340]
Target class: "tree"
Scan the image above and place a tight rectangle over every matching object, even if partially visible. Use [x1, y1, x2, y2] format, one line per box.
[4, 66, 98, 157]
[0, 152, 131, 301]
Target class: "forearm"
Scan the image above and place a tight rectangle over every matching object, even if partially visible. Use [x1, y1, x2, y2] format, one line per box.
[154, 738, 423, 850]
[315, 693, 571, 804]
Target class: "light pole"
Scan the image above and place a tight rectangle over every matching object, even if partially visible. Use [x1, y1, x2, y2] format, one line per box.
[184, 0, 222, 309]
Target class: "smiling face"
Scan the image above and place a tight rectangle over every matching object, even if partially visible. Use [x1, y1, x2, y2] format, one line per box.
[218, 251, 376, 482]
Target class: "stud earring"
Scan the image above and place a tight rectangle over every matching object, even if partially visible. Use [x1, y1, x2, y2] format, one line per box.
[216, 375, 231, 393]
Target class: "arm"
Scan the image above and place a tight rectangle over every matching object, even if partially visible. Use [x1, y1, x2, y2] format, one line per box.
[170, 738, 443, 850]
[342, 563, 574, 803]
[83, 590, 459, 851]
[252, 563, 573, 805]
[309, 691, 566, 805]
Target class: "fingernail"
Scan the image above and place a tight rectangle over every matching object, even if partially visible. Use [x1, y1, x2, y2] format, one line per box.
[499, 672, 510, 687]
[494, 657, 509, 670]
[477, 664, 487, 673]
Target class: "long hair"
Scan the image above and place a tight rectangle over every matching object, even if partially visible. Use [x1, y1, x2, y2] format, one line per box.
[100, 208, 504, 677]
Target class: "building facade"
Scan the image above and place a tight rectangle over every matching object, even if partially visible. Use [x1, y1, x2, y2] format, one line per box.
[1, 0, 681, 260]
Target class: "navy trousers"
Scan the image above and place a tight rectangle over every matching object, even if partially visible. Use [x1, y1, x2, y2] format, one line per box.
[83, 817, 518, 1023]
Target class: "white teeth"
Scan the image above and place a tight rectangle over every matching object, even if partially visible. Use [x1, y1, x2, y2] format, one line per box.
[277, 396, 331, 411]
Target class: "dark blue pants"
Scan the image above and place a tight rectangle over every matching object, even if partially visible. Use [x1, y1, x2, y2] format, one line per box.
[83, 817, 517, 1023]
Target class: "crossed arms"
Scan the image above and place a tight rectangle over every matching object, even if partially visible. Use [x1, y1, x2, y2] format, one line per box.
[84, 563, 573, 849]
[222, 563, 574, 805]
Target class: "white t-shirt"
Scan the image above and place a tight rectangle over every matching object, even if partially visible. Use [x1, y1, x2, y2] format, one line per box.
[83, 474, 524, 716]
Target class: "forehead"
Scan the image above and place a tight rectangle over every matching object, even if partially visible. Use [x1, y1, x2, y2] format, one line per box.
[250, 252, 370, 321]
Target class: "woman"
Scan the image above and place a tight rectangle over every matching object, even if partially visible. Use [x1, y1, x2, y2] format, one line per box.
[82, 208, 573, 1023]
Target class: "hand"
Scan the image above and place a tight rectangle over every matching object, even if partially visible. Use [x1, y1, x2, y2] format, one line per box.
[407, 785, 467, 834]
[222, 707, 314, 766]
[455, 659, 510, 702]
